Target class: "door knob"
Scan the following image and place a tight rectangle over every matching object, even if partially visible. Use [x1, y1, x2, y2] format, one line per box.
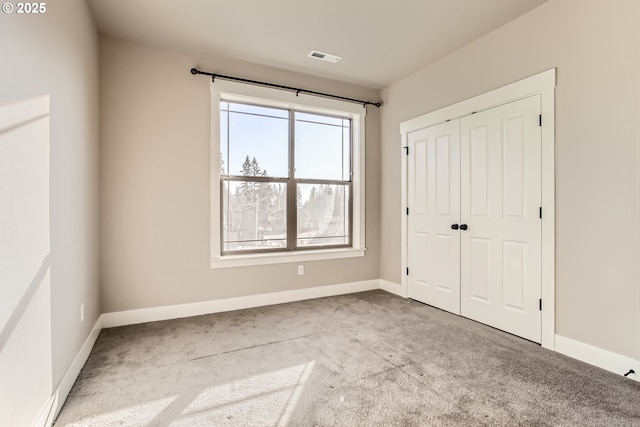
[451, 224, 459, 230]
[460, 224, 468, 231]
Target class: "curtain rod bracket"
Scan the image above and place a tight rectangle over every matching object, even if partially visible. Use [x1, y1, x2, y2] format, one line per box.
[190, 67, 381, 108]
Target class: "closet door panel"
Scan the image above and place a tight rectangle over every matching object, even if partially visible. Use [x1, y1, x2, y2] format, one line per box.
[460, 95, 542, 343]
[407, 121, 461, 315]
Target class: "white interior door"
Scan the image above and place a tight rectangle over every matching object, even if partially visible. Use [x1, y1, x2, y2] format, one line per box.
[407, 121, 460, 315]
[401, 69, 554, 348]
[460, 95, 542, 342]
[406, 95, 542, 343]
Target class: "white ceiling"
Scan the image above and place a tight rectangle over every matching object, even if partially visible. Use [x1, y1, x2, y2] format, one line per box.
[88, 0, 547, 89]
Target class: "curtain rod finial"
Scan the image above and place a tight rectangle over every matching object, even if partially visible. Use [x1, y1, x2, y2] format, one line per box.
[190, 68, 199, 75]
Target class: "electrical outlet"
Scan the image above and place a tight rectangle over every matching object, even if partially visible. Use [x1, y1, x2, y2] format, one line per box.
[297, 265, 304, 275]
[80, 304, 85, 322]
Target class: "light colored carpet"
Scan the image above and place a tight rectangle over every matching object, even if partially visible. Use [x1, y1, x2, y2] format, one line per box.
[55, 290, 640, 426]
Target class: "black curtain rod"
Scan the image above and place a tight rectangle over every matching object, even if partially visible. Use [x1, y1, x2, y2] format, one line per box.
[190, 68, 381, 108]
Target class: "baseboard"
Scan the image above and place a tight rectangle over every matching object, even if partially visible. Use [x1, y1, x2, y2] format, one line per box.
[50, 316, 103, 422]
[555, 335, 639, 383]
[33, 393, 56, 427]
[379, 279, 406, 297]
[101, 279, 380, 328]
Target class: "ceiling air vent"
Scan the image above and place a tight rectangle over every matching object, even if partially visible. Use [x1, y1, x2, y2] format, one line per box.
[308, 50, 341, 63]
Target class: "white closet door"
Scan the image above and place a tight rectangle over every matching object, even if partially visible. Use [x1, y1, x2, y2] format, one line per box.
[407, 121, 461, 315]
[460, 95, 542, 342]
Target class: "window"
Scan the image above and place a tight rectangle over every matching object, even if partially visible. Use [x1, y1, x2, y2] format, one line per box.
[211, 81, 366, 268]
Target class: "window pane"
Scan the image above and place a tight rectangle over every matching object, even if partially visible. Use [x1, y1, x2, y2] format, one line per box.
[222, 181, 287, 252]
[295, 113, 350, 181]
[297, 183, 349, 247]
[220, 111, 228, 175]
[222, 103, 289, 178]
[343, 125, 351, 180]
[226, 102, 289, 119]
[295, 111, 344, 126]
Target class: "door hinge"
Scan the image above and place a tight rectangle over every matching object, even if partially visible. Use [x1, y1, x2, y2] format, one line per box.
[539, 207, 542, 219]
[406, 207, 409, 215]
[539, 114, 542, 127]
[539, 299, 542, 311]
[404, 146, 409, 155]
[406, 267, 409, 276]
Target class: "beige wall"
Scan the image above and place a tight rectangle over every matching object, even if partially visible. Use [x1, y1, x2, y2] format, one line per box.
[380, 0, 640, 358]
[99, 37, 380, 313]
[0, 1, 100, 387]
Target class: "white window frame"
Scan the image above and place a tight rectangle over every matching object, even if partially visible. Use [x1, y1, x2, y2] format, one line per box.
[210, 80, 366, 268]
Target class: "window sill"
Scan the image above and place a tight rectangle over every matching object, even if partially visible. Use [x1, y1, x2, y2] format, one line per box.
[210, 247, 366, 269]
